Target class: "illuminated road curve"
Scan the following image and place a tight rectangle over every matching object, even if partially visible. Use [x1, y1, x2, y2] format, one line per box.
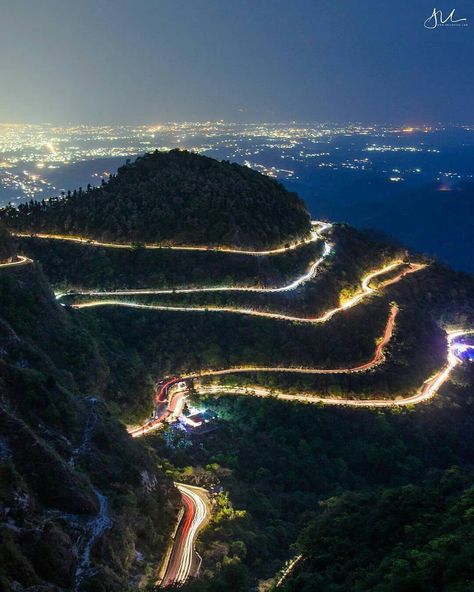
[159, 483, 209, 587]
[73, 261, 425, 325]
[195, 329, 474, 408]
[55, 222, 332, 300]
[128, 304, 398, 437]
[182, 303, 398, 379]
[14, 220, 326, 257]
[130, 318, 474, 438]
[0, 255, 32, 269]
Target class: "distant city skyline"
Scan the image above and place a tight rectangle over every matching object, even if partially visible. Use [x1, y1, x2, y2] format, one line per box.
[1, 0, 473, 125]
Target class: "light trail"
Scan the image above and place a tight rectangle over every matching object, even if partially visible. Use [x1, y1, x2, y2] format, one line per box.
[195, 329, 474, 408]
[0, 255, 32, 268]
[181, 302, 398, 379]
[55, 223, 332, 301]
[53, 234, 425, 438]
[3, 231, 448, 416]
[3, 222, 472, 589]
[130, 319, 474, 438]
[160, 483, 209, 587]
[72, 261, 424, 324]
[4, 222, 472, 588]
[128, 304, 398, 437]
[14, 221, 326, 257]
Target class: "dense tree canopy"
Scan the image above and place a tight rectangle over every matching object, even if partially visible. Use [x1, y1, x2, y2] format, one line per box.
[284, 468, 474, 592]
[0, 150, 311, 248]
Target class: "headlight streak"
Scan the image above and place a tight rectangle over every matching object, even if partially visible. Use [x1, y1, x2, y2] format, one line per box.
[128, 303, 398, 438]
[3, 219, 473, 589]
[8, 225, 428, 441]
[0, 255, 32, 268]
[71, 260, 425, 325]
[195, 329, 474, 408]
[15, 220, 326, 257]
[55, 222, 332, 301]
[274, 554, 304, 588]
[160, 483, 209, 587]
[122, 257, 427, 439]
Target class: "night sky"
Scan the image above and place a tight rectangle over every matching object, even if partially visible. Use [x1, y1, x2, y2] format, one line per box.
[1, 0, 473, 124]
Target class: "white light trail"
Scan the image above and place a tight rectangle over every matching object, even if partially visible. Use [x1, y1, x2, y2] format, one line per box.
[0, 255, 32, 268]
[55, 222, 332, 301]
[174, 484, 208, 584]
[15, 220, 327, 257]
[160, 483, 209, 587]
[275, 554, 303, 588]
[72, 261, 424, 325]
[129, 304, 398, 438]
[195, 329, 474, 408]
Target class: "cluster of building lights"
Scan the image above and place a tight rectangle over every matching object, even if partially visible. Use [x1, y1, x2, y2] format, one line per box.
[0, 169, 55, 199]
[0, 122, 472, 200]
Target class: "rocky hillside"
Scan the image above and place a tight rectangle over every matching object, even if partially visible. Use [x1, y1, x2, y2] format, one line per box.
[0, 231, 178, 591]
[0, 150, 311, 249]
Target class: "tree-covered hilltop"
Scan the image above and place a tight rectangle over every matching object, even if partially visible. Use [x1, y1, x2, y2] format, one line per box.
[0, 150, 312, 248]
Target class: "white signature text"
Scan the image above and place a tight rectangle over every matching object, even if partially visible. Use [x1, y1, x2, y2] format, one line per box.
[424, 8, 467, 29]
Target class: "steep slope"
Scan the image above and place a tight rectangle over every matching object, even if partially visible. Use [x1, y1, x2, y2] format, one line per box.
[0, 150, 311, 249]
[283, 468, 474, 592]
[0, 237, 178, 591]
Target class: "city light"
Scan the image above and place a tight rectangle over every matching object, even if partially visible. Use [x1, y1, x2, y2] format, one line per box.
[1, 122, 471, 205]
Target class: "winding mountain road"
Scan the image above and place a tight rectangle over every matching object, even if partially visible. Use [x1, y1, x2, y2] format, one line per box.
[4, 221, 473, 590]
[14, 220, 324, 256]
[159, 484, 209, 587]
[70, 260, 424, 325]
[0, 255, 32, 268]
[128, 302, 400, 438]
[54, 222, 332, 302]
[123, 256, 428, 439]
[194, 327, 472, 407]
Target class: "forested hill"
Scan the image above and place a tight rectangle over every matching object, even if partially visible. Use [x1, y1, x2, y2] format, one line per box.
[0, 150, 311, 248]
